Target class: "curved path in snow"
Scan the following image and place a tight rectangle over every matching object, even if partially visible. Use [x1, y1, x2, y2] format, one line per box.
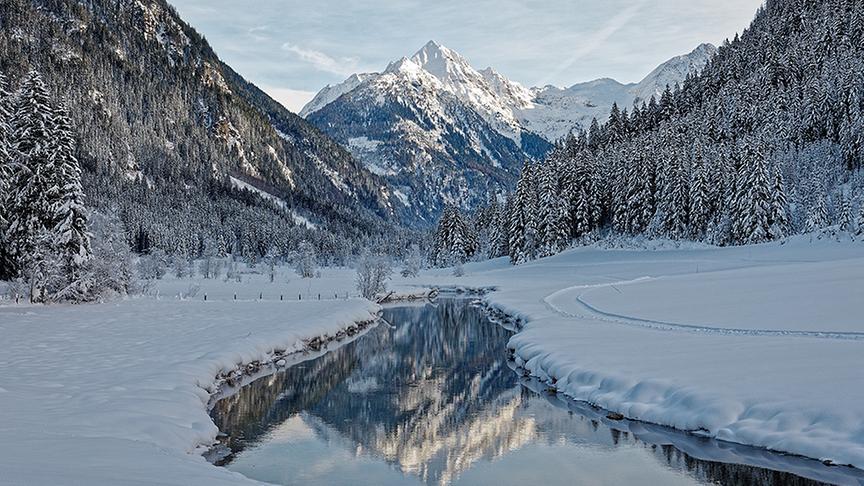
[543, 274, 864, 341]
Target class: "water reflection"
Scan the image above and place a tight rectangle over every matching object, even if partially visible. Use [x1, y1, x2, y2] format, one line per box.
[210, 299, 861, 486]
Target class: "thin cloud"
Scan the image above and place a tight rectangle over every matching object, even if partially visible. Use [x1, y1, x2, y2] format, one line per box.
[533, 0, 648, 87]
[281, 43, 369, 76]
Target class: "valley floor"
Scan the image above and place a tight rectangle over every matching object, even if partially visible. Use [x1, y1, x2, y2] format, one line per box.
[0, 236, 861, 484]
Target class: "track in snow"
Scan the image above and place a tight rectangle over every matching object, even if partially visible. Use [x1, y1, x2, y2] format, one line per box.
[543, 276, 864, 341]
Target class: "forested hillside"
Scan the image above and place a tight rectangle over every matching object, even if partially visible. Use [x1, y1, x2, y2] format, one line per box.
[0, 0, 413, 268]
[433, 0, 864, 266]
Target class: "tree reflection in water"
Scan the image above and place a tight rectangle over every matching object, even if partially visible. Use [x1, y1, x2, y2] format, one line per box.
[210, 299, 858, 486]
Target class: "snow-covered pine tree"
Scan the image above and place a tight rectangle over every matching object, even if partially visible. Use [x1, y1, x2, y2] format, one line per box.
[606, 103, 624, 146]
[48, 101, 92, 299]
[609, 148, 628, 234]
[665, 145, 690, 240]
[3, 71, 94, 300]
[838, 195, 853, 233]
[11, 71, 53, 155]
[432, 205, 477, 267]
[433, 205, 455, 266]
[728, 150, 747, 243]
[768, 169, 789, 240]
[447, 208, 469, 265]
[689, 147, 711, 239]
[740, 139, 773, 244]
[486, 195, 507, 259]
[430, 207, 448, 266]
[806, 195, 829, 233]
[856, 201, 864, 237]
[508, 164, 536, 265]
[0, 72, 14, 279]
[457, 207, 478, 262]
[624, 144, 655, 235]
[498, 193, 513, 258]
[536, 161, 568, 256]
[587, 118, 602, 151]
[572, 184, 592, 238]
[6, 71, 60, 293]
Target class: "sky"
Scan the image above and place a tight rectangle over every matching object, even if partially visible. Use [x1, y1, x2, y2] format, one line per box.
[169, 0, 764, 113]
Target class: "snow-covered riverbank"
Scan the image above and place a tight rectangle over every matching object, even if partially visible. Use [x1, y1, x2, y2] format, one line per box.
[413, 236, 864, 470]
[0, 296, 379, 485]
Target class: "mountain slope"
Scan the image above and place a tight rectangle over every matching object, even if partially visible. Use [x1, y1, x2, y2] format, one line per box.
[304, 41, 552, 224]
[0, 0, 407, 252]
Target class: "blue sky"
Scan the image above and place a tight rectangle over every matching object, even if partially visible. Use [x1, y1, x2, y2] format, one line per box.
[169, 0, 764, 112]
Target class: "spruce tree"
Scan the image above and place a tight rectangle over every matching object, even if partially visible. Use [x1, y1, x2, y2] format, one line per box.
[856, 202, 864, 237]
[587, 118, 602, 150]
[509, 164, 536, 265]
[486, 195, 506, 259]
[666, 150, 690, 240]
[806, 196, 829, 233]
[6, 71, 59, 285]
[689, 150, 711, 238]
[768, 170, 789, 240]
[431, 206, 452, 267]
[49, 101, 92, 299]
[537, 162, 568, 256]
[0, 72, 14, 279]
[742, 143, 772, 244]
[4, 71, 92, 300]
[838, 195, 853, 233]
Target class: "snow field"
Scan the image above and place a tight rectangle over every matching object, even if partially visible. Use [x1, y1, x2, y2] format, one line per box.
[0, 296, 379, 485]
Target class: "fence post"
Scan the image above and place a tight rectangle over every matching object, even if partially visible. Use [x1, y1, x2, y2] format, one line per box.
[299, 294, 302, 301]
[233, 293, 237, 301]
[280, 294, 283, 301]
[204, 294, 207, 301]
[259, 292, 263, 300]
[318, 293, 321, 300]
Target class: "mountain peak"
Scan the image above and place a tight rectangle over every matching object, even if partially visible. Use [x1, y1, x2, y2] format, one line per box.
[413, 40, 447, 58]
[693, 43, 718, 54]
[630, 43, 716, 103]
[409, 41, 473, 79]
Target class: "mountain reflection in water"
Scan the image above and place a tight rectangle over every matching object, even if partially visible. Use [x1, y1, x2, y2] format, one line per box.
[210, 299, 859, 486]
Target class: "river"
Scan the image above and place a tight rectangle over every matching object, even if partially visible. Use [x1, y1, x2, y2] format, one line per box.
[209, 298, 860, 485]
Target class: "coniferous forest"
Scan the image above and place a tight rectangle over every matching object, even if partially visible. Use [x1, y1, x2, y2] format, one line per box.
[433, 0, 864, 266]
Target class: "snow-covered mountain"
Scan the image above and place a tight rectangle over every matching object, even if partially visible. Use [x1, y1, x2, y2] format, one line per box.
[632, 43, 717, 102]
[302, 41, 552, 224]
[301, 41, 715, 223]
[521, 43, 717, 140]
